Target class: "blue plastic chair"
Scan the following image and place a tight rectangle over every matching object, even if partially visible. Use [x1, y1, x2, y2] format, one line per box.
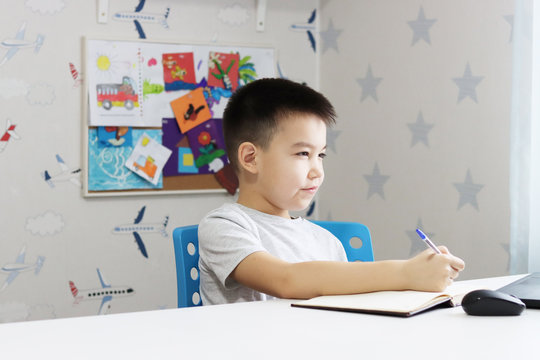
[310, 221, 374, 262]
[172, 225, 201, 308]
[172, 221, 373, 308]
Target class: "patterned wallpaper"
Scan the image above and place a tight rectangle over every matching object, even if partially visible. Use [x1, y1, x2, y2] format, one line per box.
[319, 0, 515, 279]
[0, 0, 519, 324]
[0, 0, 318, 323]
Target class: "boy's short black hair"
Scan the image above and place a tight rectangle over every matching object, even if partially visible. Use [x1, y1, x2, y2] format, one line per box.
[223, 78, 336, 172]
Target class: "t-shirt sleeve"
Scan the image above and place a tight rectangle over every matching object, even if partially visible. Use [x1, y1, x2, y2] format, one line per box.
[198, 208, 266, 289]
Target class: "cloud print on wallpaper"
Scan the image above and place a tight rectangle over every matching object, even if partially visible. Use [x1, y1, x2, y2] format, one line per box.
[25, 210, 64, 236]
[218, 4, 249, 26]
[25, 0, 66, 15]
[0, 78, 29, 99]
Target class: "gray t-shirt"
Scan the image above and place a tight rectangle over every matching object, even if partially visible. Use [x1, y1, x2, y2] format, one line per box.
[198, 203, 347, 305]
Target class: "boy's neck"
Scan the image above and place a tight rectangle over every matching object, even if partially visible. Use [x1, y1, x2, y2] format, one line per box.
[236, 190, 291, 219]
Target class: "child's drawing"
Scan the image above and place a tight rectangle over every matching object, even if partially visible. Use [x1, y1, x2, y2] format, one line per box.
[88, 129, 163, 191]
[162, 52, 197, 91]
[125, 133, 172, 186]
[96, 75, 139, 111]
[208, 52, 240, 91]
[170, 88, 212, 133]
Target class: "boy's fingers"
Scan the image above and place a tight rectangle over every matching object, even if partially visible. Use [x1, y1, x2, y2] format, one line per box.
[450, 256, 465, 271]
[438, 245, 449, 254]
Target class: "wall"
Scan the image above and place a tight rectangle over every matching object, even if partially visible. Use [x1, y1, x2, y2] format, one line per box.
[319, 0, 515, 279]
[0, 0, 318, 323]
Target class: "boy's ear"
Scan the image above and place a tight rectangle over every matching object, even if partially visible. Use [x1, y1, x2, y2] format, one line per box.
[237, 142, 258, 174]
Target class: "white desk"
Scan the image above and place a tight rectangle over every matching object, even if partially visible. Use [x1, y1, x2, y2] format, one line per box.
[1, 275, 538, 359]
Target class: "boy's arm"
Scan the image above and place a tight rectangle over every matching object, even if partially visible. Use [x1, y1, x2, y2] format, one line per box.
[230, 247, 465, 300]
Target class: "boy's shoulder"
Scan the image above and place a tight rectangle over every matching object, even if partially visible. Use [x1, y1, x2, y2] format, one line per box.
[202, 202, 245, 220]
[200, 203, 255, 229]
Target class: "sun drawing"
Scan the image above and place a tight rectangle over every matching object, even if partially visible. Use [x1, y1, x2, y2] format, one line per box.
[97, 55, 111, 71]
[94, 51, 122, 82]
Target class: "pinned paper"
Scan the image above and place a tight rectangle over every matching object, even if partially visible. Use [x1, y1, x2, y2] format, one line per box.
[162, 52, 197, 91]
[125, 133, 172, 185]
[88, 129, 163, 191]
[208, 52, 240, 91]
[170, 88, 212, 134]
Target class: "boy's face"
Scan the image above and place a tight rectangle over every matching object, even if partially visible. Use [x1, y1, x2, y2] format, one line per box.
[253, 114, 327, 218]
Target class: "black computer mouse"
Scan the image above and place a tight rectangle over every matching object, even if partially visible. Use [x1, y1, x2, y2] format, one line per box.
[461, 289, 525, 316]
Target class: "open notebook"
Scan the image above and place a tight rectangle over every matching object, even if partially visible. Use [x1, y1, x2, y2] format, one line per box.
[291, 282, 487, 317]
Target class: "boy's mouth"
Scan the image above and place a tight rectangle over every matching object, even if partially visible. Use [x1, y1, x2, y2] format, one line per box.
[302, 186, 318, 194]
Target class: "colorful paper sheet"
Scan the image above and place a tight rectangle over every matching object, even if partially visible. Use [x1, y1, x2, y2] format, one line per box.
[207, 52, 240, 91]
[125, 133, 172, 185]
[162, 52, 197, 91]
[170, 88, 212, 133]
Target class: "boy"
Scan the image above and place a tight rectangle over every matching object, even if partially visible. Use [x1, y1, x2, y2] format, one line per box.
[199, 78, 465, 305]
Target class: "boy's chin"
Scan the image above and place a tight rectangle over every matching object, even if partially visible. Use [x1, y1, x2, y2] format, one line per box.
[290, 201, 315, 214]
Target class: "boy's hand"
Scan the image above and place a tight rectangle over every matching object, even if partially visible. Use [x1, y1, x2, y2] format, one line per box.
[403, 247, 465, 292]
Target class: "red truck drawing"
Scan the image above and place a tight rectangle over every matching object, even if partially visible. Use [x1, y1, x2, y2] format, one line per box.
[96, 76, 139, 111]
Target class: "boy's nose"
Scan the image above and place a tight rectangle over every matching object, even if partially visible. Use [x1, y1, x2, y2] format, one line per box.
[309, 161, 324, 179]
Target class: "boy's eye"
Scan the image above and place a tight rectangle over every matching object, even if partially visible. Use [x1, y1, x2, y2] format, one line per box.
[319, 153, 327, 159]
[297, 151, 309, 156]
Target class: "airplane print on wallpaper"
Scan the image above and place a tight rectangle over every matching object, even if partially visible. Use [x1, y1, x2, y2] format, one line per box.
[69, 268, 134, 316]
[42, 154, 82, 189]
[113, 0, 170, 39]
[0, 21, 44, 67]
[112, 206, 169, 258]
[290, 9, 316, 52]
[0, 119, 20, 153]
[1, 245, 45, 293]
[69, 62, 83, 88]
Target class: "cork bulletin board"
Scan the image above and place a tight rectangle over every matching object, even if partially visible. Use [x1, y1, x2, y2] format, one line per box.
[82, 37, 275, 197]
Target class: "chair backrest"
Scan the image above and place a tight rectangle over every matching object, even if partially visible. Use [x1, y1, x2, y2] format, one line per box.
[172, 221, 373, 308]
[310, 221, 374, 262]
[172, 225, 202, 308]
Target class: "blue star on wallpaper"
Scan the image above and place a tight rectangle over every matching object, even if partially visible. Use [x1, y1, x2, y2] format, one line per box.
[453, 169, 484, 210]
[453, 63, 484, 103]
[364, 163, 390, 200]
[407, 6, 437, 46]
[319, 18, 343, 53]
[407, 111, 434, 147]
[326, 128, 341, 153]
[356, 65, 382, 102]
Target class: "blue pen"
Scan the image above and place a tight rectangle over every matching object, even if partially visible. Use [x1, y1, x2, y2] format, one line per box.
[415, 229, 442, 254]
